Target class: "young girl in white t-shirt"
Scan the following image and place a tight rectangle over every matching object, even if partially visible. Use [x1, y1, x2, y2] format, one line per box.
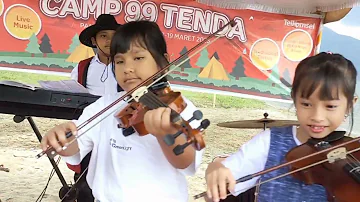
[203, 52, 358, 202]
[40, 20, 206, 202]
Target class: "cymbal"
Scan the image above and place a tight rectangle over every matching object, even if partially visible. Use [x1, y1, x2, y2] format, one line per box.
[217, 113, 299, 129]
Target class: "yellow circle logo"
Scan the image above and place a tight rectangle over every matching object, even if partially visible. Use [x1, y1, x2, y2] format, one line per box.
[3, 4, 42, 40]
[0, 0, 4, 16]
[250, 38, 280, 70]
[282, 29, 313, 62]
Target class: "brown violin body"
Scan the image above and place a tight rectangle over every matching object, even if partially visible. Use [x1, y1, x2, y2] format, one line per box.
[286, 135, 360, 202]
[114, 82, 208, 153]
[115, 86, 186, 136]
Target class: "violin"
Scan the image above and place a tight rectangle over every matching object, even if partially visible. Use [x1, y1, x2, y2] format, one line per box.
[286, 131, 360, 201]
[115, 81, 210, 155]
[35, 19, 237, 159]
[194, 131, 360, 202]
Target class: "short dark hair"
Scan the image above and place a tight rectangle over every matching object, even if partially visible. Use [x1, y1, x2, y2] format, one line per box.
[110, 20, 169, 69]
[291, 52, 357, 132]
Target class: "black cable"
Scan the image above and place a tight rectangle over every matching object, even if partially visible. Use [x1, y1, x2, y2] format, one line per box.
[35, 156, 61, 202]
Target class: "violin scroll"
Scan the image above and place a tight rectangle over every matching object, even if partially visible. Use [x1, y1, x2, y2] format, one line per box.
[163, 110, 205, 145]
[166, 112, 210, 155]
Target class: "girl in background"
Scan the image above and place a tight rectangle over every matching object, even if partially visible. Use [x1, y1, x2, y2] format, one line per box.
[205, 52, 357, 202]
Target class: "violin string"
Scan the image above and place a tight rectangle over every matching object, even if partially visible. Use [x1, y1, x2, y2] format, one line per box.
[37, 22, 234, 202]
[194, 146, 360, 200]
[349, 153, 360, 163]
[39, 34, 214, 158]
[345, 153, 358, 169]
[142, 92, 168, 109]
[37, 21, 232, 159]
[143, 24, 231, 91]
[50, 31, 228, 198]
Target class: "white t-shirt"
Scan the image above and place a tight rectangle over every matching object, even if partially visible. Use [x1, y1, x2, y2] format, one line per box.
[62, 91, 204, 202]
[70, 54, 118, 96]
[221, 126, 301, 196]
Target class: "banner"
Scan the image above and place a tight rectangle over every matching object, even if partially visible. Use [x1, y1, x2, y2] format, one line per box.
[0, 0, 322, 101]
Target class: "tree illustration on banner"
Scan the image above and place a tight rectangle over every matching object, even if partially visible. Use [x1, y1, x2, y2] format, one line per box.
[281, 68, 292, 87]
[212, 52, 220, 60]
[195, 48, 210, 68]
[26, 33, 42, 56]
[267, 64, 280, 87]
[179, 46, 191, 71]
[39, 33, 54, 53]
[230, 56, 246, 80]
[68, 33, 80, 53]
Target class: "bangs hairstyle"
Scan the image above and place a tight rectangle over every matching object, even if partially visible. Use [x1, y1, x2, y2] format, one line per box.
[291, 52, 357, 108]
[110, 20, 169, 69]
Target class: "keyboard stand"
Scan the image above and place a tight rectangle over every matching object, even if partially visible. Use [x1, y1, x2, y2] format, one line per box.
[13, 115, 78, 201]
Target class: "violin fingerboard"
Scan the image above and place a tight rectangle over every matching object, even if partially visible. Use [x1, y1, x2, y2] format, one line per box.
[170, 110, 182, 123]
[343, 163, 360, 183]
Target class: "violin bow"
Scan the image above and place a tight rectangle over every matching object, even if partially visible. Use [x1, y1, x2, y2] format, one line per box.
[193, 134, 360, 199]
[36, 19, 237, 201]
[36, 19, 236, 160]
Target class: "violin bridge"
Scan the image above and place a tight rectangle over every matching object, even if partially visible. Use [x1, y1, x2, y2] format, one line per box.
[131, 86, 148, 102]
[327, 147, 347, 163]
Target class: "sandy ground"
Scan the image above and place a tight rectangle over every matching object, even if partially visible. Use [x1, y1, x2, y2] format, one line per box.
[0, 107, 297, 202]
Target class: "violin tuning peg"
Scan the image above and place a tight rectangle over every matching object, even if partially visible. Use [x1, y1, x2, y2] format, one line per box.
[187, 110, 203, 123]
[173, 142, 192, 156]
[200, 119, 210, 130]
[164, 134, 175, 146]
[164, 131, 182, 146]
[195, 119, 210, 130]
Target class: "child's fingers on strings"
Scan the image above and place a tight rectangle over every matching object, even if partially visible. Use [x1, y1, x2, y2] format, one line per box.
[143, 109, 156, 134]
[160, 107, 172, 132]
[144, 108, 167, 135]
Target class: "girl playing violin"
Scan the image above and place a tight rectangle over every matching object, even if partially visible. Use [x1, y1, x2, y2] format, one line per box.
[40, 20, 204, 202]
[204, 52, 358, 202]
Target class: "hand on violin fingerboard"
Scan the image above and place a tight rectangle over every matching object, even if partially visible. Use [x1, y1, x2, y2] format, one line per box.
[144, 107, 196, 169]
[143, 107, 178, 137]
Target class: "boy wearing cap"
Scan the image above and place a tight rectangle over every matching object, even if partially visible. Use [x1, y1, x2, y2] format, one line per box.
[70, 14, 121, 96]
[68, 14, 121, 202]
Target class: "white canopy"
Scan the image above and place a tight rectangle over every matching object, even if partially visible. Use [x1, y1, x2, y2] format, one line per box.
[197, 0, 360, 14]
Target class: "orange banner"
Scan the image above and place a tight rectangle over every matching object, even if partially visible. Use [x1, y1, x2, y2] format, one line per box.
[0, 0, 322, 101]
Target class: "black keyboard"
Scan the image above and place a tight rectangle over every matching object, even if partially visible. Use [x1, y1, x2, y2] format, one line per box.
[0, 85, 100, 120]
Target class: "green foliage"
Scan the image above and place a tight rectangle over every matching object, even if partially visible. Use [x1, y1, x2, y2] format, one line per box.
[68, 33, 80, 53]
[0, 52, 69, 58]
[179, 46, 192, 69]
[0, 70, 69, 85]
[195, 48, 210, 68]
[267, 64, 280, 82]
[168, 67, 291, 97]
[25, 33, 42, 54]
[0, 56, 75, 69]
[230, 56, 246, 78]
[180, 90, 267, 109]
[0, 70, 265, 109]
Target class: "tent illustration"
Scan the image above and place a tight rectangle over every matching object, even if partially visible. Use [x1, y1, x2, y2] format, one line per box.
[198, 56, 230, 80]
[66, 44, 95, 63]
